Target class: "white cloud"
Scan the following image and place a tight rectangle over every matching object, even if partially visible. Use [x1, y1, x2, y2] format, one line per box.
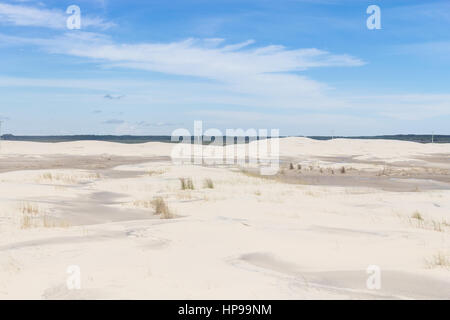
[64, 38, 364, 77]
[0, 3, 115, 29]
[2, 19, 447, 126]
[0, 31, 364, 109]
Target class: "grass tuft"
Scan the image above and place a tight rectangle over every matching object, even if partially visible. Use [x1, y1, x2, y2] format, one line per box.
[426, 252, 450, 269]
[180, 177, 195, 190]
[412, 211, 423, 221]
[151, 197, 173, 219]
[19, 203, 70, 229]
[203, 178, 214, 189]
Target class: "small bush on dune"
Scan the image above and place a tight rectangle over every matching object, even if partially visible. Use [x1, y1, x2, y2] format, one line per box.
[20, 202, 40, 215]
[203, 178, 214, 189]
[412, 211, 423, 221]
[180, 178, 194, 190]
[426, 252, 450, 269]
[42, 173, 53, 180]
[151, 197, 173, 219]
[409, 211, 447, 232]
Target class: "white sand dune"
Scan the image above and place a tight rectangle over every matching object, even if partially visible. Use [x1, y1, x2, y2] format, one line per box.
[0, 138, 449, 299]
[1, 137, 449, 158]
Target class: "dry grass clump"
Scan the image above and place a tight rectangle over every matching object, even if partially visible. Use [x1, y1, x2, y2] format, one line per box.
[21, 214, 71, 229]
[151, 197, 173, 219]
[180, 177, 194, 190]
[304, 190, 319, 197]
[408, 211, 447, 232]
[203, 178, 214, 189]
[20, 202, 40, 215]
[175, 191, 193, 200]
[289, 163, 294, 170]
[20, 203, 70, 229]
[147, 169, 166, 176]
[132, 200, 153, 208]
[411, 211, 423, 221]
[297, 164, 302, 170]
[239, 168, 307, 185]
[41, 216, 70, 228]
[42, 172, 53, 180]
[340, 166, 346, 174]
[21, 214, 33, 229]
[426, 252, 450, 269]
[39, 172, 101, 184]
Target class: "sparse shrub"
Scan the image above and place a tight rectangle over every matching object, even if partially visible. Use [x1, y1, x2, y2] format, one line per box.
[180, 177, 194, 190]
[426, 252, 450, 269]
[409, 211, 446, 232]
[432, 220, 443, 232]
[39, 172, 100, 184]
[340, 166, 346, 174]
[297, 164, 302, 170]
[147, 169, 165, 176]
[151, 197, 173, 219]
[412, 211, 423, 221]
[20, 204, 70, 229]
[133, 200, 152, 208]
[21, 214, 32, 229]
[203, 178, 214, 189]
[42, 173, 53, 180]
[20, 202, 39, 215]
[289, 163, 294, 170]
[42, 215, 70, 228]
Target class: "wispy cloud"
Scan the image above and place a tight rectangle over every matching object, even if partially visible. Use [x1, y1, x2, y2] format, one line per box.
[100, 119, 183, 135]
[104, 94, 125, 100]
[63, 37, 364, 76]
[0, 3, 115, 29]
[0, 31, 364, 109]
[137, 121, 183, 127]
[102, 119, 125, 124]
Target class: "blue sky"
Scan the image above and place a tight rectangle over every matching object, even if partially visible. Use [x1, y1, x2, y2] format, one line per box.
[0, 0, 449, 135]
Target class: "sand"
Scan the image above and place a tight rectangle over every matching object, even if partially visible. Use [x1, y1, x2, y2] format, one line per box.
[0, 138, 449, 299]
